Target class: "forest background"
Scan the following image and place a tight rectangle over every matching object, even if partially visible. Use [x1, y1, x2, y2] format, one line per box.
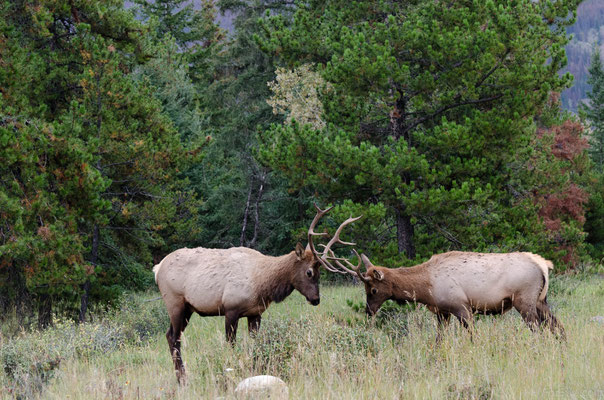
[1, 0, 604, 329]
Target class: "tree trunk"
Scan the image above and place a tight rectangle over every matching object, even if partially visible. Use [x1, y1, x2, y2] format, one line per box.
[80, 224, 99, 323]
[250, 172, 267, 248]
[391, 88, 416, 258]
[6, 263, 32, 327]
[395, 207, 415, 259]
[240, 181, 254, 246]
[38, 293, 52, 329]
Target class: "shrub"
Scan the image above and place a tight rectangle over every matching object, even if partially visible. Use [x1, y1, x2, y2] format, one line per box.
[0, 291, 169, 397]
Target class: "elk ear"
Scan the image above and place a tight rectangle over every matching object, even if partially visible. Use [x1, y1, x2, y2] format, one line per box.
[361, 254, 374, 268]
[372, 269, 384, 281]
[295, 242, 305, 261]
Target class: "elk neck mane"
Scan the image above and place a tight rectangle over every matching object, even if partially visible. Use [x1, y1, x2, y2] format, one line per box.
[254, 251, 298, 303]
[387, 262, 433, 303]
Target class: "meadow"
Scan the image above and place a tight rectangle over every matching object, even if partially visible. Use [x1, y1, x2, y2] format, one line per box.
[1, 273, 603, 399]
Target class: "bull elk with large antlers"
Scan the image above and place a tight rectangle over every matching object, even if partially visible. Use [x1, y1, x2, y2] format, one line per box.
[341, 251, 565, 340]
[153, 205, 360, 382]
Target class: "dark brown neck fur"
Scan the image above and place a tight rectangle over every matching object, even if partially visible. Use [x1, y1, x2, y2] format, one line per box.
[255, 251, 297, 304]
[386, 264, 433, 305]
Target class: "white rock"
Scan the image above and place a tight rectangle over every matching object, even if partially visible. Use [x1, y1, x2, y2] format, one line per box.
[590, 316, 604, 324]
[235, 375, 289, 399]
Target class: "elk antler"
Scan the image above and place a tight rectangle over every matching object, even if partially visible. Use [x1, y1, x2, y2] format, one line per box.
[307, 204, 363, 276]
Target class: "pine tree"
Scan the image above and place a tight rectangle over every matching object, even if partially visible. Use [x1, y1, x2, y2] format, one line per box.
[581, 48, 604, 171]
[0, 1, 202, 324]
[258, 0, 580, 265]
[581, 48, 604, 259]
[532, 94, 590, 268]
[193, 0, 305, 255]
[133, 0, 223, 84]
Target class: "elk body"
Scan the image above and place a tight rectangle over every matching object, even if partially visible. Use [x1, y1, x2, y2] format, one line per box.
[347, 251, 564, 339]
[154, 205, 360, 382]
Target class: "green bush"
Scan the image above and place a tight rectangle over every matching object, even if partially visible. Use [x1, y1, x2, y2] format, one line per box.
[0, 292, 169, 397]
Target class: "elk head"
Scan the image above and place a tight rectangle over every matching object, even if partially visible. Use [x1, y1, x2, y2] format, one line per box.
[291, 241, 321, 305]
[348, 254, 392, 315]
[355, 254, 393, 315]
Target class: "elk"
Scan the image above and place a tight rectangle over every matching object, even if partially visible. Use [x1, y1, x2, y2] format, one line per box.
[153, 205, 360, 383]
[336, 251, 565, 340]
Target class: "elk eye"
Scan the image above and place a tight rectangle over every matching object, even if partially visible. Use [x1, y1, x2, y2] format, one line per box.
[306, 269, 313, 278]
[371, 287, 378, 295]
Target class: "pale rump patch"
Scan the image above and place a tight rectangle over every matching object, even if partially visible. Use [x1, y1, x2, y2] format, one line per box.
[153, 259, 164, 283]
[523, 252, 553, 301]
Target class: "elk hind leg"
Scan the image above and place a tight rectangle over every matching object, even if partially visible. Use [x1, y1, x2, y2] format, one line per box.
[513, 296, 540, 332]
[167, 303, 193, 383]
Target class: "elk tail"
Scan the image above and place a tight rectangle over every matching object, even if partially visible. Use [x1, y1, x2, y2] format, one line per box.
[526, 253, 553, 301]
[153, 258, 165, 284]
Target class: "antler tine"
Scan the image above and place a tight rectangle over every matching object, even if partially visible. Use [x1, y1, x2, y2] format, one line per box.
[307, 203, 334, 255]
[325, 248, 370, 282]
[320, 215, 362, 255]
[318, 257, 349, 274]
[349, 249, 371, 283]
[323, 248, 358, 275]
[306, 204, 363, 277]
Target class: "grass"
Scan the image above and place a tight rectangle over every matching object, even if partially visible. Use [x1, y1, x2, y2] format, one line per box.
[1, 274, 603, 399]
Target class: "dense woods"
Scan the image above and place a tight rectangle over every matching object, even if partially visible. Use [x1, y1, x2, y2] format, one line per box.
[1, 0, 603, 327]
[562, 0, 604, 111]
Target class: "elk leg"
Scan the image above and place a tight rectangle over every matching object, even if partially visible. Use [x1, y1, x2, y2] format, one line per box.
[452, 307, 474, 340]
[513, 297, 539, 332]
[225, 311, 240, 344]
[167, 305, 193, 384]
[536, 300, 565, 339]
[435, 312, 451, 344]
[248, 315, 261, 335]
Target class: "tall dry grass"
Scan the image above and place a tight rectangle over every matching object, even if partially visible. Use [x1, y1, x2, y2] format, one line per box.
[1, 274, 603, 399]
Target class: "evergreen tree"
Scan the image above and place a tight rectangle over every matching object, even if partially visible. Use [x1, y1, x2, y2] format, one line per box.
[533, 94, 590, 268]
[581, 48, 604, 259]
[132, 38, 207, 143]
[0, 1, 201, 324]
[194, 0, 306, 255]
[581, 48, 604, 171]
[258, 0, 580, 266]
[133, 0, 223, 84]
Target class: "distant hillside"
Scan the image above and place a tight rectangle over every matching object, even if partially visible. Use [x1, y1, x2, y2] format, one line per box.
[562, 0, 604, 111]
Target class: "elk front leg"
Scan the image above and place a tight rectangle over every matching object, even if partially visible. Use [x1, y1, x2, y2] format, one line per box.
[452, 306, 474, 341]
[225, 311, 240, 344]
[435, 312, 451, 344]
[248, 315, 261, 335]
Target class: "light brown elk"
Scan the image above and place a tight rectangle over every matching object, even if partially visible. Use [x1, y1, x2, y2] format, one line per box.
[337, 251, 564, 340]
[153, 205, 360, 382]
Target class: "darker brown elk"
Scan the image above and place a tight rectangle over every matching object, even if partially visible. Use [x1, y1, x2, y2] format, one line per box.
[341, 251, 564, 340]
[154, 205, 360, 383]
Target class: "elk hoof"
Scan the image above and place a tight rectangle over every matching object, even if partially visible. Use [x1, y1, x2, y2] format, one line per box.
[176, 369, 187, 385]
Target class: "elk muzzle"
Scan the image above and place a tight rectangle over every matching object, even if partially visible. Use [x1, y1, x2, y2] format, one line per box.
[365, 301, 381, 316]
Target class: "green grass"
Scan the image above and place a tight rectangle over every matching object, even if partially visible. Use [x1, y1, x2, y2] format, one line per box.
[2, 274, 603, 399]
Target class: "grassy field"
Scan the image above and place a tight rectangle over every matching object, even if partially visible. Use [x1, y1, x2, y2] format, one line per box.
[1, 273, 603, 399]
